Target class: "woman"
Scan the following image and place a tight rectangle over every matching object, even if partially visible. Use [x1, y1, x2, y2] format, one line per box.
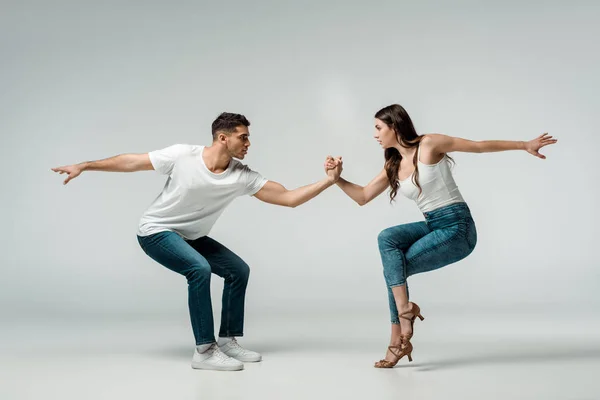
[325, 104, 557, 368]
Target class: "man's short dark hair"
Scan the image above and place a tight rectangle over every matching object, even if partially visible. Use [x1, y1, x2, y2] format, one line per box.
[211, 112, 250, 140]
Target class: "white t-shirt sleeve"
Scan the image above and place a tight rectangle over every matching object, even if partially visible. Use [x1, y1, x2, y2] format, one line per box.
[148, 144, 190, 175]
[243, 166, 268, 196]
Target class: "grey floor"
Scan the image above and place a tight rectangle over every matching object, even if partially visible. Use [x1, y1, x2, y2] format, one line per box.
[2, 310, 600, 400]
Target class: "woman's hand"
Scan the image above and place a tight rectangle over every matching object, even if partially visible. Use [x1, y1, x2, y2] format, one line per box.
[524, 133, 557, 159]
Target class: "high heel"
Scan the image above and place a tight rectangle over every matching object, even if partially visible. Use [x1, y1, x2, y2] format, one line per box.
[401, 302, 425, 322]
[374, 302, 423, 368]
[374, 338, 414, 368]
[399, 302, 424, 341]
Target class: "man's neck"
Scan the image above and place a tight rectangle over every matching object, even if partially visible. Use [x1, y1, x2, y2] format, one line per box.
[203, 144, 232, 173]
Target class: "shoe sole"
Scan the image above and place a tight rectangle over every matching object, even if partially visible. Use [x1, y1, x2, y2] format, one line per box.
[191, 361, 244, 371]
[234, 356, 262, 363]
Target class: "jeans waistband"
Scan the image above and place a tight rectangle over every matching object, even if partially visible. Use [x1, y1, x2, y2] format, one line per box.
[423, 202, 471, 221]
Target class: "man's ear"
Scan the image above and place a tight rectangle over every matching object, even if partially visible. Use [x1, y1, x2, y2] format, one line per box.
[217, 132, 228, 144]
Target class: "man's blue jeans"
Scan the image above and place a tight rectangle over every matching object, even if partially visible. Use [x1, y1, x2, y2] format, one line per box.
[138, 231, 250, 345]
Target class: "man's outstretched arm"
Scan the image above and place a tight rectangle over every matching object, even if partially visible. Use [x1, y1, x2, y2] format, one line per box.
[253, 160, 342, 208]
[52, 153, 154, 185]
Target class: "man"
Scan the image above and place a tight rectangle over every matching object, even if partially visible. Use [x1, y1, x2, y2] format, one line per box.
[52, 112, 343, 371]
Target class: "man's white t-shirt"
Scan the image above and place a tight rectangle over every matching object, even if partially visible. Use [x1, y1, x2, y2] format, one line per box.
[137, 144, 268, 240]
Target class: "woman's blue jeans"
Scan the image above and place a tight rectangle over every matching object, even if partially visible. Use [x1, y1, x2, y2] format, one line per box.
[137, 231, 250, 345]
[378, 202, 477, 324]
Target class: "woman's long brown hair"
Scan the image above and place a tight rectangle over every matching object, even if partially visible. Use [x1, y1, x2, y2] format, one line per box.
[375, 104, 423, 202]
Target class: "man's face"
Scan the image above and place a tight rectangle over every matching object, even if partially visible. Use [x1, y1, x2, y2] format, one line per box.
[222, 126, 251, 159]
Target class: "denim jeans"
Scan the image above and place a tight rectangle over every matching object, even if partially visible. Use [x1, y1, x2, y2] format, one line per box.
[137, 231, 250, 345]
[377, 202, 477, 324]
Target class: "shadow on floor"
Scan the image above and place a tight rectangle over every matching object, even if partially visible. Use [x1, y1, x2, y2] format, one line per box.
[413, 346, 600, 371]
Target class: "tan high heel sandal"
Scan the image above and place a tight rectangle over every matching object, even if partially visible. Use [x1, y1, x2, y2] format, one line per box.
[373, 302, 425, 368]
[399, 302, 425, 341]
[374, 336, 414, 368]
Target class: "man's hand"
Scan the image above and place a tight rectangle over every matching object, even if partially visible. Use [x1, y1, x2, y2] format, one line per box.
[51, 154, 154, 185]
[324, 156, 343, 183]
[52, 164, 84, 185]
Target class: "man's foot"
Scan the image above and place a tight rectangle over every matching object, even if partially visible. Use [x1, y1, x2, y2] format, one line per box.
[191, 343, 244, 371]
[218, 337, 262, 362]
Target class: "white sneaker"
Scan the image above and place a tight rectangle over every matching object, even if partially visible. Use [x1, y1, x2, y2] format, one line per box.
[191, 343, 244, 371]
[219, 338, 262, 362]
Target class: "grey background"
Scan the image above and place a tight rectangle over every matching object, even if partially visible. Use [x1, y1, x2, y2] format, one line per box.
[2, 0, 598, 326]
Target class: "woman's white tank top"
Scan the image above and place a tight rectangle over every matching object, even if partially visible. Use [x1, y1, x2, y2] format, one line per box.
[398, 145, 465, 213]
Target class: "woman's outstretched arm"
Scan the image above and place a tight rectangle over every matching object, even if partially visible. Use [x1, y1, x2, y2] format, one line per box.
[422, 133, 557, 159]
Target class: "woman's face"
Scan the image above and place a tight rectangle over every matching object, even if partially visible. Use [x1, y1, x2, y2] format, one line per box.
[373, 118, 397, 149]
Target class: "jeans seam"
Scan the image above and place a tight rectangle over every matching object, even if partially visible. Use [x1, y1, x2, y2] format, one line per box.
[226, 279, 232, 336]
[381, 245, 408, 286]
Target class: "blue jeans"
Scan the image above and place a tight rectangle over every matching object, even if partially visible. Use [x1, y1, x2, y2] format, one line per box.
[137, 231, 250, 345]
[377, 202, 477, 324]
